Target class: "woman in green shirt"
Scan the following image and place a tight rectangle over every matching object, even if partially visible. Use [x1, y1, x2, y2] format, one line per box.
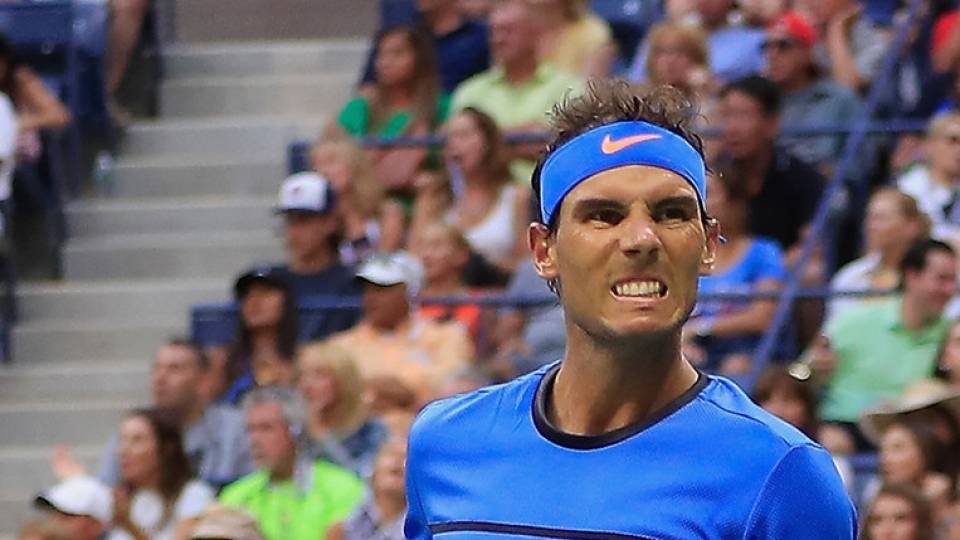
[337, 26, 450, 196]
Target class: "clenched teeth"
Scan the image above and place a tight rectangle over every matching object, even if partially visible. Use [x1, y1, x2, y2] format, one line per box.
[613, 281, 665, 298]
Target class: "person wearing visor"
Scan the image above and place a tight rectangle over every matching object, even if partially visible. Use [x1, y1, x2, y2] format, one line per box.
[252, 172, 361, 341]
[329, 252, 472, 411]
[404, 80, 855, 539]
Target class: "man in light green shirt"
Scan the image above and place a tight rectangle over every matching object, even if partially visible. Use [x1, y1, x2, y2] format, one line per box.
[810, 239, 957, 446]
[450, 0, 582, 183]
[220, 387, 364, 540]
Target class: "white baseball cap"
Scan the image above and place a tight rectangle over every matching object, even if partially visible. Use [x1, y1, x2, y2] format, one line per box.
[356, 252, 424, 297]
[34, 476, 112, 524]
[276, 172, 336, 214]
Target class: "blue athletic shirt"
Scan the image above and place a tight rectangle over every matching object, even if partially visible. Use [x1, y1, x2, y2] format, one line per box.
[405, 362, 856, 539]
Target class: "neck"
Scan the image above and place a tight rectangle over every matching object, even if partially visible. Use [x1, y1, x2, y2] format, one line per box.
[780, 72, 813, 93]
[424, 6, 462, 35]
[735, 146, 774, 191]
[179, 400, 205, 427]
[901, 294, 938, 331]
[369, 313, 410, 333]
[380, 84, 415, 109]
[502, 57, 537, 84]
[929, 166, 960, 189]
[374, 491, 407, 524]
[289, 249, 334, 274]
[878, 245, 907, 269]
[550, 325, 699, 435]
[270, 452, 296, 482]
[308, 402, 350, 434]
[423, 276, 464, 296]
[251, 329, 279, 353]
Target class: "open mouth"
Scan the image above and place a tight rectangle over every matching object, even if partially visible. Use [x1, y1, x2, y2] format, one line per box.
[611, 280, 668, 299]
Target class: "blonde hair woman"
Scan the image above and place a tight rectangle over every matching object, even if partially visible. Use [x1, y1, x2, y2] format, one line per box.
[297, 342, 389, 478]
[525, 0, 616, 77]
[644, 22, 711, 98]
[311, 136, 406, 264]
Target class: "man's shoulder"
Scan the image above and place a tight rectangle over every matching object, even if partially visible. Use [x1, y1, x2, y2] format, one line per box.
[219, 469, 269, 502]
[699, 376, 816, 453]
[411, 366, 548, 443]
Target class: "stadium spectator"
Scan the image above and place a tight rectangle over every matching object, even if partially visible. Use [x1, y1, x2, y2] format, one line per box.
[827, 189, 928, 324]
[297, 342, 388, 478]
[685, 168, 786, 374]
[311, 136, 405, 264]
[99, 340, 253, 488]
[105, 0, 151, 113]
[0, 89, 14, 215]
[108, 408, 215, 539]
[190, 505, 265, 540]
[861, 483, 935, 540]
[413, 222, 483, 337]
[763, 11, 864, 169]
[739, 0, 787, 27]
[450, 0, 583, 182]
[937, 320, 960, 388]
[860, 379, 960, 481]
[338, 27, 448, 194]
[640, 22, 714, 109]
[0, 34, 71, 164]
[752, 366, 819, 437]
[715, 75, 826, 251]
[491, 258, 565, 375]
[220, 387, 364, 540]
[526, 0, 616, 78]
[799, 0, 891, 94]
[265, 172, 362, 339]
[809, 239, 957, 450]
[16, 520, 70, 540]
[933, 9, 960, 75]
[329, 252, 472, 407]
[627, 0, 766, 84]
[436, 107, 529, 276]
[868, 418, 954, 521]
[217, 269, 299, 405]
[360, 0, 490, 93]
[33, 476, 111, 540]
[896, 112, 960, 241]
[325, 438, 408, 540]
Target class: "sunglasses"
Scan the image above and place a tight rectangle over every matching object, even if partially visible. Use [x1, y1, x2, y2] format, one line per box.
[761, 39, 798, 52]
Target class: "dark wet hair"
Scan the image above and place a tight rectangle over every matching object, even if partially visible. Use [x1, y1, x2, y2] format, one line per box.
[899, 238, 954, 290]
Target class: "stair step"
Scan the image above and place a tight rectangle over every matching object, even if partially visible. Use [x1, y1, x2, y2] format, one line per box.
[0, 401, 132, 447]
[164, 39, 368, 79]
[12, 320, 183, 364]
[108, 156, 284, 198]
[0, 361, 149, 403]
[161, 74, 355, 117]
[62, 231, 282, 281]
[119, 116, 324, 159]
[0, 445, 102, 502]
[67, 196, 276, 238]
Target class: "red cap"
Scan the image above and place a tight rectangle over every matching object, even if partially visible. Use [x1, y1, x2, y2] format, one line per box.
[767, 11, 819, 49]
[932, 11, 958, 60]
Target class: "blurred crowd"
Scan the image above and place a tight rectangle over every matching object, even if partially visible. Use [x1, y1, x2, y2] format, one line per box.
[12, 0, 960, 538]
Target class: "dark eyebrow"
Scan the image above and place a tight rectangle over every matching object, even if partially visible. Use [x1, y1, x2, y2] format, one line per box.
[651, 195, 699, 210]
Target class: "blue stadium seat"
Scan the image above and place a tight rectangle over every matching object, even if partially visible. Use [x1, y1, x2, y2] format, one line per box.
[287, 140, 312, 175]
[591, 0, 663, 66]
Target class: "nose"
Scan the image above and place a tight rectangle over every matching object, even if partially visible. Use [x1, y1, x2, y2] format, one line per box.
[619, 213, 662, 261]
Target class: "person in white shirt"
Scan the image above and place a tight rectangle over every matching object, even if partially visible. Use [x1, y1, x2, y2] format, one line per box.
[897, 112, 960, 241]
[0, 92, 16, 208]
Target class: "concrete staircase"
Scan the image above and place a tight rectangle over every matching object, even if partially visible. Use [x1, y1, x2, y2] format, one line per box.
[0, 38, 366, 532]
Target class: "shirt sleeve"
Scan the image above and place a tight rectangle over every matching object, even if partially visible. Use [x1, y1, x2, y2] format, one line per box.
[0, 95, 16, 161]
[750, 240, 788, 282]
[174, 481, 216, 520]
[404, 413, 435, 540]
[337, 97, 370, 137]
[743, 445, 857, 540]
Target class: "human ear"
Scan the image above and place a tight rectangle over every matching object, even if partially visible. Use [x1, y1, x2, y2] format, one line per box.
[528, 223, 559, 281]
[700, 218, 720, 275]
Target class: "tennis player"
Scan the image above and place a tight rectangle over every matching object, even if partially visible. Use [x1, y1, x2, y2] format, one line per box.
[404, 80, 856, 539]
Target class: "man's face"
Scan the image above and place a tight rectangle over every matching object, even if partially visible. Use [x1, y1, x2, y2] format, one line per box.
[150, 344, 202, 410]
[363, 282, 410, 330]
[926, 120, 960, 179]
[763, 33, 811, 86]
[905, 251, 958, 318]
[531, 165, 718, 343]
[51, 511, 103, 540]
[283, 211, 336, 264]
[246, 401, 296, 473]
[489, 3, 536, 67]
[718, 90, 779, 159]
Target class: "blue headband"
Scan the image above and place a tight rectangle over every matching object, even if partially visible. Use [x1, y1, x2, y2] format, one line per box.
[539, 121, 707, 225]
